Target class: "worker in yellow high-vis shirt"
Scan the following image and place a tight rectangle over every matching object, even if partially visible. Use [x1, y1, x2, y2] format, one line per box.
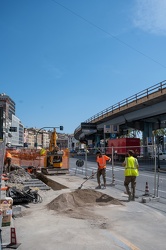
[122, 150, 139, 201]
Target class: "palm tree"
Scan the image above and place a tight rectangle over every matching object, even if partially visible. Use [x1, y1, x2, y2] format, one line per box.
[153, 128, 166, 151]
[119, 128, 141, 138]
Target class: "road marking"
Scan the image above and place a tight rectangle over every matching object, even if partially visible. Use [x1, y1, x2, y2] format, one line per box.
[101, 230, 140, 250]
[156, 189, 166, 194]
[106, 176, 124, 183]
[115, 235, 140, 250]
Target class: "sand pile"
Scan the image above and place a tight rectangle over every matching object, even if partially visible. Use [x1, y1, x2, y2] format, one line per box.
[46, 189, 122, 219]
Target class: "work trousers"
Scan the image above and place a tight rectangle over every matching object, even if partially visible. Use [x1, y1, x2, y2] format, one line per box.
[97, 168, 106, 186]
[4, 157, 11, 173]
[124, 176, 136, 197]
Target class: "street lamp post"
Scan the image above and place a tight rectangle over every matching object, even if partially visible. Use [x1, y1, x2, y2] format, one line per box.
[35, 126, 63, 149]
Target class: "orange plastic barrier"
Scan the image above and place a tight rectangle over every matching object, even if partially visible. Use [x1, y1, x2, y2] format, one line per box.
[1, 186, 9, 191]
[6, 148, 69, 170]
[2, 177, 9, 181]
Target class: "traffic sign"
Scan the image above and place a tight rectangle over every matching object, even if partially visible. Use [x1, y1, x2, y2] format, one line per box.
[110, 133, 117, 139]
[76, 159, 84, 167]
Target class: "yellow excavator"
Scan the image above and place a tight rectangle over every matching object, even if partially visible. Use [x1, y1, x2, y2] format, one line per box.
[41, 129, 69, 175]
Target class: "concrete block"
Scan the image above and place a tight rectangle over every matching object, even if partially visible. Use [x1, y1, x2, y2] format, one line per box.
[149, 196, 160, 202]
[142, 197, 150, 203]
[142, 196, 160, 203]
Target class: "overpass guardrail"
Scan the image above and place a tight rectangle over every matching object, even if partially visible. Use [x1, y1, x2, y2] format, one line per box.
[74, 80, 166, 135]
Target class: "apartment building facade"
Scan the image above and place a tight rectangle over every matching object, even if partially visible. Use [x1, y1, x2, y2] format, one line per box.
[0, 93, 24, 146]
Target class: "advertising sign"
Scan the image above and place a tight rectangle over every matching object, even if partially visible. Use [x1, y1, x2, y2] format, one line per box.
[104, 125, 119, 133]
[110, 133, 117, 139]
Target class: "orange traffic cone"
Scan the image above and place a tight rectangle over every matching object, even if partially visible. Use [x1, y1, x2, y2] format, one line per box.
[144, 182, 150, 196]
[6, 227, 21, 248]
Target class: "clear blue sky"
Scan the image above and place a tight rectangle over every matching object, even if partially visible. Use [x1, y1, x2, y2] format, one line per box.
[0, 0, 166, 134]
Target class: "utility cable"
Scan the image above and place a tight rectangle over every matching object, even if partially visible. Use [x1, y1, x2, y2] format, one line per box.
[51, 0, 166, 69]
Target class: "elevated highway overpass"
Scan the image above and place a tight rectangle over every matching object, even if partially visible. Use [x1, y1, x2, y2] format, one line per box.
[74, 80, 166, 144]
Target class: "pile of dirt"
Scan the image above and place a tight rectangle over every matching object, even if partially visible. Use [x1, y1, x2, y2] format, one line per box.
[46, 189, 123, 219]
[7, 168, 37, 191]
[8, 168, 32, 183]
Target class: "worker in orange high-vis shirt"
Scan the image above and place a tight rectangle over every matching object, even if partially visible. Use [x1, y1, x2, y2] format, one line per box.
[4, 150, 12, 173]
[96, 151, 111, 189]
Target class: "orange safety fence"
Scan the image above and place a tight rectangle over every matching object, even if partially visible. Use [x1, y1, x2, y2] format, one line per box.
[6, 148, 69, 170]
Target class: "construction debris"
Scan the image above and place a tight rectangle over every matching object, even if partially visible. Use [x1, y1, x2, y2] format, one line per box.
[7, 186, 43, 204]
[6, 168, 50, 204]
[8, 168, 32, 184]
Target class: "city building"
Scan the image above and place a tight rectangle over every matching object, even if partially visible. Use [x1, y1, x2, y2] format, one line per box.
[0, 93, 24, 146]
[24, 128, 50, 149]
[56, 133, 69, 149]
[68, 134, 79, 150]
[10, 115, 24, 147]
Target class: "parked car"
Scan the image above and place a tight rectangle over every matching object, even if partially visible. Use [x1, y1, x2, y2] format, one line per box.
[77, 151, 85, 156]
[157, 152, 166, 160]
[77, 149, 89, 156]
[70, 149, 76, 153]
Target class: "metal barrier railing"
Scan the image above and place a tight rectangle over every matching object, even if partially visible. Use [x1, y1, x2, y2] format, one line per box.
[73, 145, 166, 200]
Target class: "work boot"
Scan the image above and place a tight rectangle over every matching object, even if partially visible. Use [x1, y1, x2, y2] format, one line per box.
[132, 187, 135, 201]
[131, 194, 135, 201]
[95, 185, 101, 189]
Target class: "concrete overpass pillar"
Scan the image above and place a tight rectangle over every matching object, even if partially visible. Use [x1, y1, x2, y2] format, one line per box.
[143, 122, 153, 156]
[95, 134, 101, 148]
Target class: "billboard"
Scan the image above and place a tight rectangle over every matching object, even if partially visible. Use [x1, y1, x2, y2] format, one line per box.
[104, 124, 119, 133]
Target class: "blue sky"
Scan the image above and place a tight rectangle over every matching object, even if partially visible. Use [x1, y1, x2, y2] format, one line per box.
[0, 0, 166, 134]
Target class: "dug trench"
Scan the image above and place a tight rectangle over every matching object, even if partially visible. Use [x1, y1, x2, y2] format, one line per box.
[36, 172, 68, 191]
[35, 172, 124, 226]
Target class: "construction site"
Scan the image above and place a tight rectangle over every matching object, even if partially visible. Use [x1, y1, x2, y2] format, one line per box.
[1, 163, 166, 250]
[1, 129, 166, 250]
